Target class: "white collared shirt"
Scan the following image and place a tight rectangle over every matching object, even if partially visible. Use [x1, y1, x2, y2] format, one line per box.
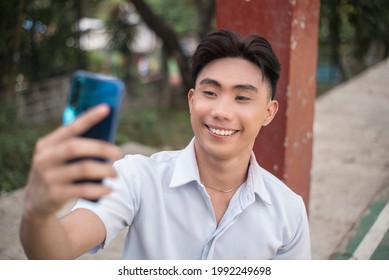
[74, 138, 311, 259]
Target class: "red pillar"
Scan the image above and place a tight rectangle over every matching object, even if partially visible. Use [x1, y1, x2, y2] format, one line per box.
[216, 0, 320, 208]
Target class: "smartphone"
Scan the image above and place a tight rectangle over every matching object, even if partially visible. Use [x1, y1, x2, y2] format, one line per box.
[63, 70, 124, 143]
[62, 70, 124, 201]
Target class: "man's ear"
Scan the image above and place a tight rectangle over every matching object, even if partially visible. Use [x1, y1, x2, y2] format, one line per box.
[188, 88, 195, 114]
[263, 100, 279, 126]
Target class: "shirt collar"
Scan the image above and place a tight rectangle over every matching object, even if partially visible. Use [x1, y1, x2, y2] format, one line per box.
[169, 138, 273, 206]
[245, 153, 273, 206]
[169, 138, 200, 188]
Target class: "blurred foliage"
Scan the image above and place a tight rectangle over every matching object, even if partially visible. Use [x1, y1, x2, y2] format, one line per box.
[318, 0, 389, 82]
[1, 0, 85, 90]
[0, 0, 127, 97]
[146, 0, 198, 37]
[117, 105, 193, 149]
[0, 0, 213, 98]
[0, 100, 56, 193]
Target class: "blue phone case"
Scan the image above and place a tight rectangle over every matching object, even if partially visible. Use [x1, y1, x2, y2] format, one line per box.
[63, 70, 124, 143]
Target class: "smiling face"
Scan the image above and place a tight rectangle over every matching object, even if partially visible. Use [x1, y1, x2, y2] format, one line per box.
[188, 57, 278, 161]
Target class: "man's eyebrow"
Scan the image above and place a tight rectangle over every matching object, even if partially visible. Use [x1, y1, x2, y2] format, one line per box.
[199, 78, 258, 93]
[199, 78, 222, 87]
[233, 84, 258, 93]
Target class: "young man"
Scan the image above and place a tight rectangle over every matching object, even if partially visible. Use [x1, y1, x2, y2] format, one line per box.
[20, 29, 311, 259]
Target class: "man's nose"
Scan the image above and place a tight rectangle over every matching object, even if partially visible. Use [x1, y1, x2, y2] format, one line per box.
[211, 97, 234, 120]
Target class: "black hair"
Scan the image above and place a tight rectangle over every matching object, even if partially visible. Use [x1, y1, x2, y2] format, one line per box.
[192, 29, 281, 99]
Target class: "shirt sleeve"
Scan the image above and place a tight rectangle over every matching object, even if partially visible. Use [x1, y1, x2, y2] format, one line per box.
[72, 158, 138, 253]
[272, 197, 312, 260]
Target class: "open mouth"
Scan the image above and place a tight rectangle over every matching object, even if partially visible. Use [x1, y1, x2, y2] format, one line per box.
[206, 125, 238, 136]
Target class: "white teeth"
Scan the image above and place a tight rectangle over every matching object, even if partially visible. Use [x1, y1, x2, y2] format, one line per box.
[209, 127, 236, 136]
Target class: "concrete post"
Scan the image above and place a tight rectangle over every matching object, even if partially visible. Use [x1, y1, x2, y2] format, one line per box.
[216, 0, 320, 208]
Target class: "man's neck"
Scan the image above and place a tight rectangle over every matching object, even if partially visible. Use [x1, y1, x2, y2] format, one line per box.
[195, 146, 251, 192]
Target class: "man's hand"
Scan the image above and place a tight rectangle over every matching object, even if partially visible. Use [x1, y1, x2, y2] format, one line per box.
[23, 104, 122, 222]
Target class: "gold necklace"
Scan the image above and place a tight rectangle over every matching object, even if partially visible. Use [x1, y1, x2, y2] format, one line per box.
[202, 183, 241, 193]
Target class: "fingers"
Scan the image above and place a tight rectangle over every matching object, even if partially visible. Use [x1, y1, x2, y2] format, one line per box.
[58, 138, 122, 163]
[25, 103, 122, 218]
[43, 160, 118, 186]
[30, 138, 122, 204]
[34, 137, 122, 171]
[25, 157, 118, 218]
[25, 158, 117, 214]
[36, 104, 110, 150]
[34, 181, 113, 208]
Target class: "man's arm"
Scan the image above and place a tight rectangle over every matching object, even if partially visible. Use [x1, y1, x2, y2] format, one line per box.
[272, 198, 312, 260]
[19, 104, 122, 259]
[20, 208, 105, 259]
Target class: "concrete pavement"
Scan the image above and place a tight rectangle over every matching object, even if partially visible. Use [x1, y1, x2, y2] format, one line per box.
[1, 58, 388, 260]
[309, 57, 389, 259]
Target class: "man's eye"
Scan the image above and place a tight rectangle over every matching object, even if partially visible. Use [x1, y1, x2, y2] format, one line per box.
[236, 96, 250, 101]
[203, 91, 216, 97]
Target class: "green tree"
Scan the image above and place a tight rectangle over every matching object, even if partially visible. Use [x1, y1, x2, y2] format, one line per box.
[0, 0, 26, 101]
[319, 0, 389, 81]
[106, 2, 137, 92]
[129, 0, 215, 92]
[347, 0, 389, 71]
[0, 0, 93, 101]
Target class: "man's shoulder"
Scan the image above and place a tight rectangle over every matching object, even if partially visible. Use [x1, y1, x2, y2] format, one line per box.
[114, 149, 182, 170]
[260, 167, 288, 189]
[259, 166, 304, 206]
[150, 149, 181, 164]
